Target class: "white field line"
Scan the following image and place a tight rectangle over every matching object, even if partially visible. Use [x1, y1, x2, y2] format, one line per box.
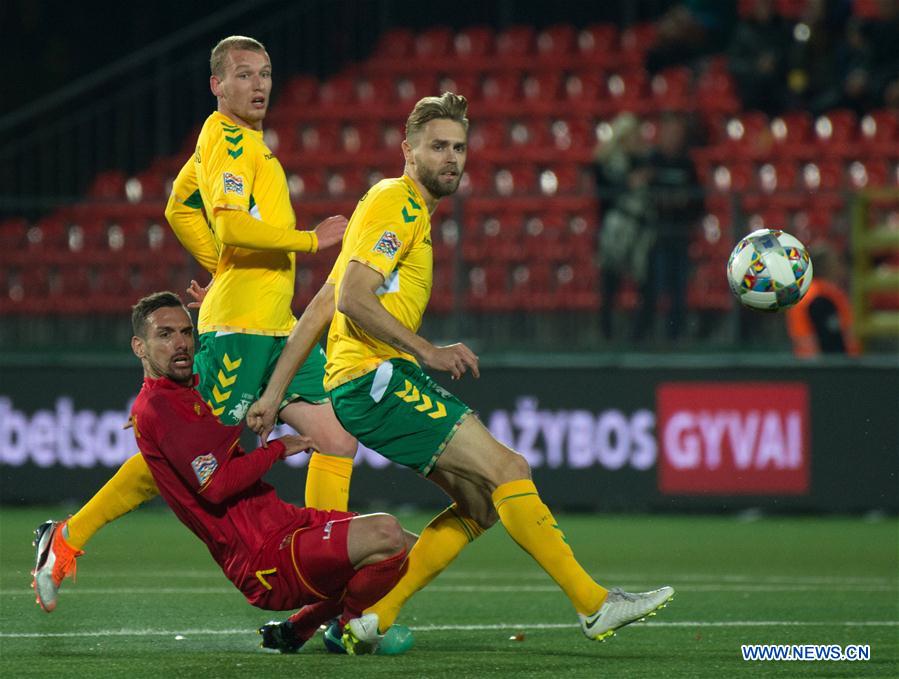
[68, 570, 898, 586]
[2, 582, 898, 596]
[2, 620, 898, 639]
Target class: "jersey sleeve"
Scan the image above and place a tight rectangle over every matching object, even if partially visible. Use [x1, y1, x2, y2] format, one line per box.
[204, 127, 256, 214]
[347, 189, 419, 279]
[166, 158, 220, 274]
[134, 392, 285, 504]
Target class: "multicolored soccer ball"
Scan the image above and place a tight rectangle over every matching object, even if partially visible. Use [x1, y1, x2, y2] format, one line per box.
[726, 229, 813, 312]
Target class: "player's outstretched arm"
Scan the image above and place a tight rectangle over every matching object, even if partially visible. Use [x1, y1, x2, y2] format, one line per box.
[247, 282, 337, 441]
[215, 210, 346, 253]
[339, 261, 479, 380]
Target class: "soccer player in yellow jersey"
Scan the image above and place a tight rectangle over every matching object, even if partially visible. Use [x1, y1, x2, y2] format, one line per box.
[247, 92, 674, 653]
[31, 36, 359, 613]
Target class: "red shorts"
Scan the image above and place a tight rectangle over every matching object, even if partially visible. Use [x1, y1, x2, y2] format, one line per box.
[246, 508, 357, 611]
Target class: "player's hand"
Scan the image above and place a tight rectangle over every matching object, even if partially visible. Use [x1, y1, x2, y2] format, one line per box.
[277, 434, 315, 458]
[313, 215, 348, 250]
[247, 397, 279, 443]
[186, 278, 213, 309]
[421, 343, 480, 380]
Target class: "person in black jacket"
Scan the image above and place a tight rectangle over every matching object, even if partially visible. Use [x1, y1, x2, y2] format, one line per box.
[632, 112, 702, 343]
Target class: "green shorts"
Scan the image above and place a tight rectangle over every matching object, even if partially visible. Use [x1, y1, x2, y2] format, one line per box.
[328, 358, 471, 475]
[193, 331, 329, 425]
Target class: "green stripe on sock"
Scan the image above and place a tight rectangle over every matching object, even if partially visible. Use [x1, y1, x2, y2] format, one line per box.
[448, 507, 476, 543]
[494, 491, 539, 510]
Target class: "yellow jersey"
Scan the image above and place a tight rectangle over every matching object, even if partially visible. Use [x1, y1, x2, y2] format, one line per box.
[171, 111, 313, 335]
[324, 175, 433, 390]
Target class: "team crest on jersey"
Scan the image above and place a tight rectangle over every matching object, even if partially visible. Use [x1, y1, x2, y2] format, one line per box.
[372, 231, 401, 259]
[190, 453, 218, 486]
[223, 172, 245, 196]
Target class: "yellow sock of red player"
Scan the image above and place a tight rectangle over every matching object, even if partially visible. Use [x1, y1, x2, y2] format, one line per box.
[365, 504, 484, 629]
[304, 452, 354, 511]
[493, 479, 607, 615]
[66, 453, 159, 550]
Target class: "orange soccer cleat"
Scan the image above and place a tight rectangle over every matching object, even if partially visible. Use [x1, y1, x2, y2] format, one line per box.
[31, 520, 84, 612]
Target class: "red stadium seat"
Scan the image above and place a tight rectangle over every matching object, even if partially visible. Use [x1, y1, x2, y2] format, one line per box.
[438, 73, 481, 102]
[294, 120, 339, 155]
[371, 28, 415, 61]
[495, 26, 535, 60]
[466, 263, 511, 312]
[318, 74, 356, 110]
[651, 66, 692, 109]
[757, 161, 799, 193]
[605, 69, 649, 111]
[414, 27, 454, 60]
[461, 211, 522, 262]
[563, 70, 605, 105]
[769, 111, 813, 158]
[468, 119, 507, 152]
[493, 165, 537, 195]
[453, 25, 494, 60]
[280, 75, 319, 108]
[536, 24, 577, 58]
[814, 110, 858, 157]
[537, 164, 583, 195]
[522, 71, 562, 102]
[848, 159, 890, 189]
[480, 71, 522, 104]
[577, 24, 618, 67]
[0, 218, 29, 253]
[396, 73, 437, 104]
[619, 23, 656, 66]
[801, 160, 843, 192]
[88, 170, 126, 201]
[860, 110, 899, 155]
[695, 68, 740, 115]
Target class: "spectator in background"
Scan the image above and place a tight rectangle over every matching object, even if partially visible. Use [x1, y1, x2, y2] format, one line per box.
[728, 0, 791, 115]
[786, 242, 860, 357]
[646, 0, 737, 73]
[786, 0, 849, 114]
[632, 111, 702, 343]
[862, 0, 899, 109]
[592, 113, 653, 340]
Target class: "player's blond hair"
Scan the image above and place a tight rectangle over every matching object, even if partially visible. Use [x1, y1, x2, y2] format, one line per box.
[405, 92, 469, 141]
[210, 36, 267, 78]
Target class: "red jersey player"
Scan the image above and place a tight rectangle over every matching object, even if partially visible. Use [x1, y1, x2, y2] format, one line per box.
[127, 291, 413, 654]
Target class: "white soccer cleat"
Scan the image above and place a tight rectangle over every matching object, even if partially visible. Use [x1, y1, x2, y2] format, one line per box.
[579, 586, 675, 641]
[31, 519, 83, 613]
[341, 613, 384, 655]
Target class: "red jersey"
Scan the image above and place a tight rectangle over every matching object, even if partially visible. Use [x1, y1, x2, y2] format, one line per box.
[131, 375, 318, 605]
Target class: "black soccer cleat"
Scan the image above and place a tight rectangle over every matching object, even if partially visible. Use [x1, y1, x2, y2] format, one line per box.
[258, 620, 304, 654]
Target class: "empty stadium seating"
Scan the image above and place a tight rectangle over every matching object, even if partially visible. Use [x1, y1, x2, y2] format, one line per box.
[6, 20, 898, 320]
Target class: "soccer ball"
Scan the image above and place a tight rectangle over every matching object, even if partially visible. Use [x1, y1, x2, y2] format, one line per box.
[726, 229, 813, 312]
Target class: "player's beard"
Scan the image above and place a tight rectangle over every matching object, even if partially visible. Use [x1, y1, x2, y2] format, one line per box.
[417, 162, 462, 198]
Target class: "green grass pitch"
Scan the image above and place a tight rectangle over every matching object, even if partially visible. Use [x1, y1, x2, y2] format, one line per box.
[1, 507, 897, 678]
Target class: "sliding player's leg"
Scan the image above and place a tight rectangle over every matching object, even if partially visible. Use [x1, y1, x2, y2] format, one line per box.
[258, 512, 411, 655]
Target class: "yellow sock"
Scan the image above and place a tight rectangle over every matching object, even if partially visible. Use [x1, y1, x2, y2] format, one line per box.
[304, 452, 354, 511]
[65, 453, 159, 550]
[366, 504, 484, 629]
[493, 479, 607, 615]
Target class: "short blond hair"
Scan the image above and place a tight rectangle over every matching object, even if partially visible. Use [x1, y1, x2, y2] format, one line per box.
[210, 36, 267, 78]
[405, 92, 469, 141]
